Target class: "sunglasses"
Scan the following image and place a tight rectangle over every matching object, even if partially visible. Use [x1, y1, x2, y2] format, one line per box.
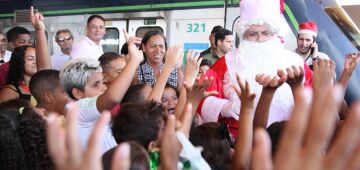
[57, 36, 72, 43]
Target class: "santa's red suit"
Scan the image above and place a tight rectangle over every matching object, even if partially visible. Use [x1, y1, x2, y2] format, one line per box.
[198, 40, 310, 137]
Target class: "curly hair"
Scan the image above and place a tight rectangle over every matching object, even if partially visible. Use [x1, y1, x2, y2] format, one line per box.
[7, 45, 34, 87]
[0, 113, 27, 169]
[0, 99, 54, 170]
[112, 101, 165, 148]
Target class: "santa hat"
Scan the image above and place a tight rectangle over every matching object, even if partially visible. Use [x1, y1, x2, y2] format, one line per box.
[236, 0, 285, 39]
[298, 22, 318, 37]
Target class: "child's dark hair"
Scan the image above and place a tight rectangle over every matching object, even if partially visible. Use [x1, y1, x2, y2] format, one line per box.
[29, 69, 61, 103]
[121, 84, 148, 104]
[165, 83, 179, 97]
[7, 45, 34, 86]
[0, 99, 54, 169]
[112, 101, 165, 148]
[267, 121, 287, 156]
[102, 141, 150, 170]
[190, 122, 232, 170]
[200, 58, 212, 67]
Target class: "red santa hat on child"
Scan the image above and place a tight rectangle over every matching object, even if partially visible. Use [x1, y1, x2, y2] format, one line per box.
[298, 21, 318, 37]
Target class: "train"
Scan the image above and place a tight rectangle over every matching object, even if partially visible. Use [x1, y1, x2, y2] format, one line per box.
[0, 0, 360, 102]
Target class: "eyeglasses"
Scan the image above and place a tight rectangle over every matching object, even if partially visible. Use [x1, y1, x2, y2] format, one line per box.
[244, 30, 275, 41]
[57, 36, 72, 43]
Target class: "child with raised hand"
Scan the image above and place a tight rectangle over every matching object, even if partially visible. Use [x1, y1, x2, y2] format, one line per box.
[339, 52, 360, 88]
[338, 52, 360, 119]
[232, 73, 256, 170]
[147, 44, 183, 102]
[59, 29, 143, 153]
[173, 50, 202, 120]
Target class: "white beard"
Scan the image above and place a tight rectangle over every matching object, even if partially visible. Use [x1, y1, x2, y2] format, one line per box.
[223, 39, 304, 126]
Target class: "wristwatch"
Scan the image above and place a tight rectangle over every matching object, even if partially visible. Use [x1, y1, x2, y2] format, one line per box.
[312, 56, 320, 61]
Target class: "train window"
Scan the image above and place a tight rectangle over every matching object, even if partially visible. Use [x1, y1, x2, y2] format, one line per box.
[135, 26, 164, 38]
[101, 28, 120, 53]
[30, 31, 48, 45]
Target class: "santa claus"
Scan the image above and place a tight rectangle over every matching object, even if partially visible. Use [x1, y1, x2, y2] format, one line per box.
[198, 0, 306, 137]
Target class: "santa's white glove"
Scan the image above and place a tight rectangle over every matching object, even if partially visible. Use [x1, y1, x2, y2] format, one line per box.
[220, 102, 239, 120]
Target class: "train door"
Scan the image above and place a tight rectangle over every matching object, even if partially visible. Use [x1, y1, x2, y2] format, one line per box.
[102, 20, 126, 53]
[104, 19, 166, 54]
[167, 8, 224, 53]
[128, 18, 166, 43]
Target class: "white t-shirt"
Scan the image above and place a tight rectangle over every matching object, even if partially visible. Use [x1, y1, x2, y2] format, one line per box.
[1, 50, 11, 64]
[51, 51, 71, 70]
[70, 36, 104, 60]
[75, 96, 117, 153]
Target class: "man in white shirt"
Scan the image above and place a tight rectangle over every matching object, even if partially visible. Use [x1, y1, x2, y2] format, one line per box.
[70, 15, 105, 60]
[0, 31, 12, 64]
[51, 29, 73, 70]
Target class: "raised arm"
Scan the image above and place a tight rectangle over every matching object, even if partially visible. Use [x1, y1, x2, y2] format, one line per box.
[173, 51, 202, 120]
[339, 52, 360, 88]
[97, 29, 143, 111]
[253, 72, 286, 129]
[30, 7, 52, 70]
[232, 73, 256, 170]
[147, 44, 183, 102]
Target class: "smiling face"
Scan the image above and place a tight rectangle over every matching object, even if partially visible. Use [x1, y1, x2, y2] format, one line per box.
[161, 86, 178, 115]
[86, 18, 106, 43]
[142, 35, 166, 66]
[56, 32, 73, 50]
[297, 33, 315, 55]
[24, 47, 37, 76]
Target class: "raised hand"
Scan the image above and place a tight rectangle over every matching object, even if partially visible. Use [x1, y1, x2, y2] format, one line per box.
[278, 65, 304, 89]
[164, 44, 184, 69]
[340, 52, 360, 88]
[184, 76, 218, 105]
[233, 73, 256, 110]
[30, 6, 45, 31]
[232, 73, 256, 170]
[343, 52, 360, 74]
[183, 50, 202, 86]
[160, 115, 182, 170]
[123, 29, 143, 63]
[256, 73, 286, 90]
[312, 59, 336, 91]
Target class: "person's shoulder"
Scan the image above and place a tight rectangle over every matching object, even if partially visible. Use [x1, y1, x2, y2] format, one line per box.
[199, 48, 211, 57]
[76, 96, 99, 109]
